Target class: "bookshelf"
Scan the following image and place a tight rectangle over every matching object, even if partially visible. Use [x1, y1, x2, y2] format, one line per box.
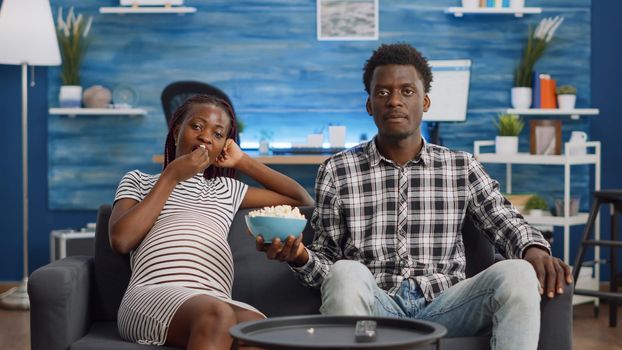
[445, 7, 542, 18]
[474, 140, 601, 305]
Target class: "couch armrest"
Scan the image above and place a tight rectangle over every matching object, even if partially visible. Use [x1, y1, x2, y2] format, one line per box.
[538, 283, 573, 350]
[29, 256, 94, 350]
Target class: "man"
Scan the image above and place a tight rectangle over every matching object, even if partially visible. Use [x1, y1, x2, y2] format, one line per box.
[257, 43, 572, 349]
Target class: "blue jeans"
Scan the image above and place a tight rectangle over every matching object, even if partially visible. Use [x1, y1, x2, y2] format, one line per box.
[320, 260, 541, 350]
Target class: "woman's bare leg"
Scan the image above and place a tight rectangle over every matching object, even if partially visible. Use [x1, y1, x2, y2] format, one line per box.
[231, 305, 265, 350]
[166, 295, 237, 350]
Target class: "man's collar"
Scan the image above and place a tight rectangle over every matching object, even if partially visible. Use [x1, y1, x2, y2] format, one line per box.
[365, 136, 429, 167]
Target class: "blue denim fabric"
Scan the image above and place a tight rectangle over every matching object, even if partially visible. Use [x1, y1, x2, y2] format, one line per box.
[320, 260, 541, 350]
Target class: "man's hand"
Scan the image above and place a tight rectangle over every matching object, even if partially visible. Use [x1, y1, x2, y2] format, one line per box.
[523, 246, 573, 299]
[255, 234, 309, 267]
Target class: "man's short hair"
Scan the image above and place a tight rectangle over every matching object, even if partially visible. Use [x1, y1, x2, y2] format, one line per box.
[363, 43, 433, 95]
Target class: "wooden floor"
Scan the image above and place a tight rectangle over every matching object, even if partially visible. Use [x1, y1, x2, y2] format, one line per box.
[573, 302, 622, 349]
[0, 285, 620, 349]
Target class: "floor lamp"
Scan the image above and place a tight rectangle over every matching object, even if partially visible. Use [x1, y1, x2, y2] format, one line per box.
[0, 0, 60, 310]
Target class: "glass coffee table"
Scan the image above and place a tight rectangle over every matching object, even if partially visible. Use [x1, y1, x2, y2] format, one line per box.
[230, 315, 447, 350]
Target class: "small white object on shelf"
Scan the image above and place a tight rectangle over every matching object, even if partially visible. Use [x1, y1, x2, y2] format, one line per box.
[49, 107, 147, 117]
[445, 6, 542, 18]
[99, 6, 196, 14]
[506, 108, 599, 120]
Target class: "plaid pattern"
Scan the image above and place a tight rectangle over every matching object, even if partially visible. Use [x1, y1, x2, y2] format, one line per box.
[293, 138, 550, 301]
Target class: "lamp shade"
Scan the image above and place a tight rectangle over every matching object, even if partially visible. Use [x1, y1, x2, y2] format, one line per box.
[0, 0, 60, 66]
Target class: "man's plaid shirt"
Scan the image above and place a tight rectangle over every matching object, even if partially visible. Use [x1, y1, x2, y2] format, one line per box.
[292, 138, 550, 301]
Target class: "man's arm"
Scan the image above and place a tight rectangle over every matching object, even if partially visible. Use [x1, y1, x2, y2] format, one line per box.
[466, 155, 572, 298]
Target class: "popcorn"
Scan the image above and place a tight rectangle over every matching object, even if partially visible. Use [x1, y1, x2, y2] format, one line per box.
[248, 205, 305, 219]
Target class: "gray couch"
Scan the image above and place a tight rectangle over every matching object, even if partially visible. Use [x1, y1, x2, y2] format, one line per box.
[29, 205, 572, 350]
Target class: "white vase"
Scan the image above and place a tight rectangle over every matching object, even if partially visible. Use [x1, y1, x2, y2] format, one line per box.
[59, 85, 83, 108]
[528, 209, 544, 217]
[307, 133, 324, 148]
[328, 125, 346, 148]
[567, 131, 588, 156]
[461, 0, 479, 8]
[258, 140, 270, 155]
[557, 94, 576, 110]
[511, 87, 532, 109]
[495, 136, 519, 154]
[510, 0, 525, 9]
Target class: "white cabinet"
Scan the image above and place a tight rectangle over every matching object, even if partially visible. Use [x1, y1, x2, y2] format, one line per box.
[474, 140, 601, 305]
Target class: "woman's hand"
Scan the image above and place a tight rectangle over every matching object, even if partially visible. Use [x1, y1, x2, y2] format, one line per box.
[215, 139, 245, 169]
[163, 147, 211, 183]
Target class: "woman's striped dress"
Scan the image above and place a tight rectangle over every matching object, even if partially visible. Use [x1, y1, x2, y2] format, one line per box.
[114, 170, 264, 346]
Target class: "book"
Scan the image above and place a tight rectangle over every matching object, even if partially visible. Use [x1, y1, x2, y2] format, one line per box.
[532, 71, 541, 108]
[540, 75, 557, 109]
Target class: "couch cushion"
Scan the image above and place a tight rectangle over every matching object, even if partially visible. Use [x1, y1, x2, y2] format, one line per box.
[93, 205, 132, 322]
[71, 322, 180, 350]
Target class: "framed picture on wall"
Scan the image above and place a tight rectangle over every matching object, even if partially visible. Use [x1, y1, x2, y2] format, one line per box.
[530, 120, 562, 155]
[317, 0, 379, 41]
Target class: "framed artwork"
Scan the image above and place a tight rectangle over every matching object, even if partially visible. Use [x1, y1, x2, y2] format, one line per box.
[530, 120, 562, 155]
[317, 0, 379, 41]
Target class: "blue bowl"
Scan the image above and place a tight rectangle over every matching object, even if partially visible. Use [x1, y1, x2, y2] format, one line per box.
[245, 215, 307, 243]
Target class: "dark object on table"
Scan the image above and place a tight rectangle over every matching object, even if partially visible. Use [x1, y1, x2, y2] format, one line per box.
[354, 320, 377, 343]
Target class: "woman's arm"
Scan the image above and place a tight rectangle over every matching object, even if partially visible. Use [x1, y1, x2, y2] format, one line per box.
[215, 140, 314, 209]
[109, 148, 211, 254]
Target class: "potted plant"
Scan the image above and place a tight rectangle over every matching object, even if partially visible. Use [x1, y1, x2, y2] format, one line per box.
[512, 16, 564, 109]
[494, 113, 524, 154]
[556, 85, 577, 110]
[524, 194, 550, 216]
[236, 118, 245, 144]
[56, 7, 93, 108]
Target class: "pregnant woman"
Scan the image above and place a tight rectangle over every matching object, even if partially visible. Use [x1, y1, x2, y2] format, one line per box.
[109, 94, 313, 350]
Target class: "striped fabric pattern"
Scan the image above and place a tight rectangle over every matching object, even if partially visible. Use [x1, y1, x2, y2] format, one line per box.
[113, 170, 261, 345]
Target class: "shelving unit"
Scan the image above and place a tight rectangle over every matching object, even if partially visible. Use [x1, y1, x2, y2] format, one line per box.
[445, 7, 542, 18]
[506, 108, 600, 120]
[49, 107, 147, 117]
[99, 6, 197, 14]
[474, 140, 601, 305]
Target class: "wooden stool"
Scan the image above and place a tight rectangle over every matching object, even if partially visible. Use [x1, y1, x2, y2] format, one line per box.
[573, 190, 622, 327]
